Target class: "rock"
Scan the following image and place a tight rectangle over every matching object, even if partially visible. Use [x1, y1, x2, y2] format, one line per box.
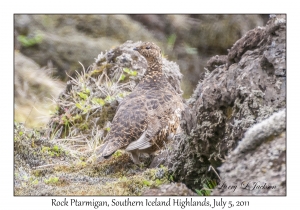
[206, 55, 228, 71]
[167, 15, 286, 191]
[212, 110, 286, 195]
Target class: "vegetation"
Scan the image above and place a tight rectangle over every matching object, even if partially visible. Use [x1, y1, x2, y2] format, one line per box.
[14, 121, 170, 195]
[195, 179, 218, 196]
[17, 33, 43, 47]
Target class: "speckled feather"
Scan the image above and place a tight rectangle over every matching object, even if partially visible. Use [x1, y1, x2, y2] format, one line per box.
[96, 42, 183, 163]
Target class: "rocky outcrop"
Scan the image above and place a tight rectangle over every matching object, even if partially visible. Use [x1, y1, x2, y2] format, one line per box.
[166, 15, 286, 193]
[212, 109, 286, 195]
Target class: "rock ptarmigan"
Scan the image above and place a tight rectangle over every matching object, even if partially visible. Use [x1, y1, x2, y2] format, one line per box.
[96, 42, 184, 164]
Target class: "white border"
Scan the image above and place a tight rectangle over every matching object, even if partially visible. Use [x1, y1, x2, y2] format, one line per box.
[4, 1, 297, 209]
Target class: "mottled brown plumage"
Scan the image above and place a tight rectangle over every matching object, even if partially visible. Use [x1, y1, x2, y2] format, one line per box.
[96, 42, 184, 164]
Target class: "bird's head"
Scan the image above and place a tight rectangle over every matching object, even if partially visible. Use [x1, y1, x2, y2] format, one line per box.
[133, 42, 162, 67]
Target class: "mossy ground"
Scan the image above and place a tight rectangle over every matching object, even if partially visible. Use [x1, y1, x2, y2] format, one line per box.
[14, 122, 170, 195]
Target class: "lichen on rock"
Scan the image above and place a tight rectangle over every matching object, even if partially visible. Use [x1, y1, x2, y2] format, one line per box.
[212, 109, 286, 195]
[167, 15, 286, 193]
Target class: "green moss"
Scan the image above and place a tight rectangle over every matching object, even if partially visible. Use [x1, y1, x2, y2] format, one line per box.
[41, 145, 63, 157]
[90, 63, 112, 77]
[83, 87, 90, 95]
[44, 176, 59, 185]
[77, 92, 88, 100]
[75, 101, 91, 113]
[33, 170, 42, 177]
[104, 95, 115, 103]
[28, 176, 39, 185]
[76, 160, 87, 168]
[17, 33, 43, 47]
[117, 91, 130, 98]
[78, 122, 89, 130]
[52, 145, 60, 153]
[70, 114, 82, 122]
[91, 98, 105, 106]
[119, 74, 126, 81]
[112, 150, 122, 158]
[32, 179, 39, 185]
[97, 166, 170, 195]
[123, 68, 138, 76]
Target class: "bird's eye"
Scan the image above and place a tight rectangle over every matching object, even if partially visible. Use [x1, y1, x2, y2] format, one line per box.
[146, 46, 151, 49]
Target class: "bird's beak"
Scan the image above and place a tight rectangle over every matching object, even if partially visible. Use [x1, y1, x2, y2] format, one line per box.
[133, 47, 139, 51]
